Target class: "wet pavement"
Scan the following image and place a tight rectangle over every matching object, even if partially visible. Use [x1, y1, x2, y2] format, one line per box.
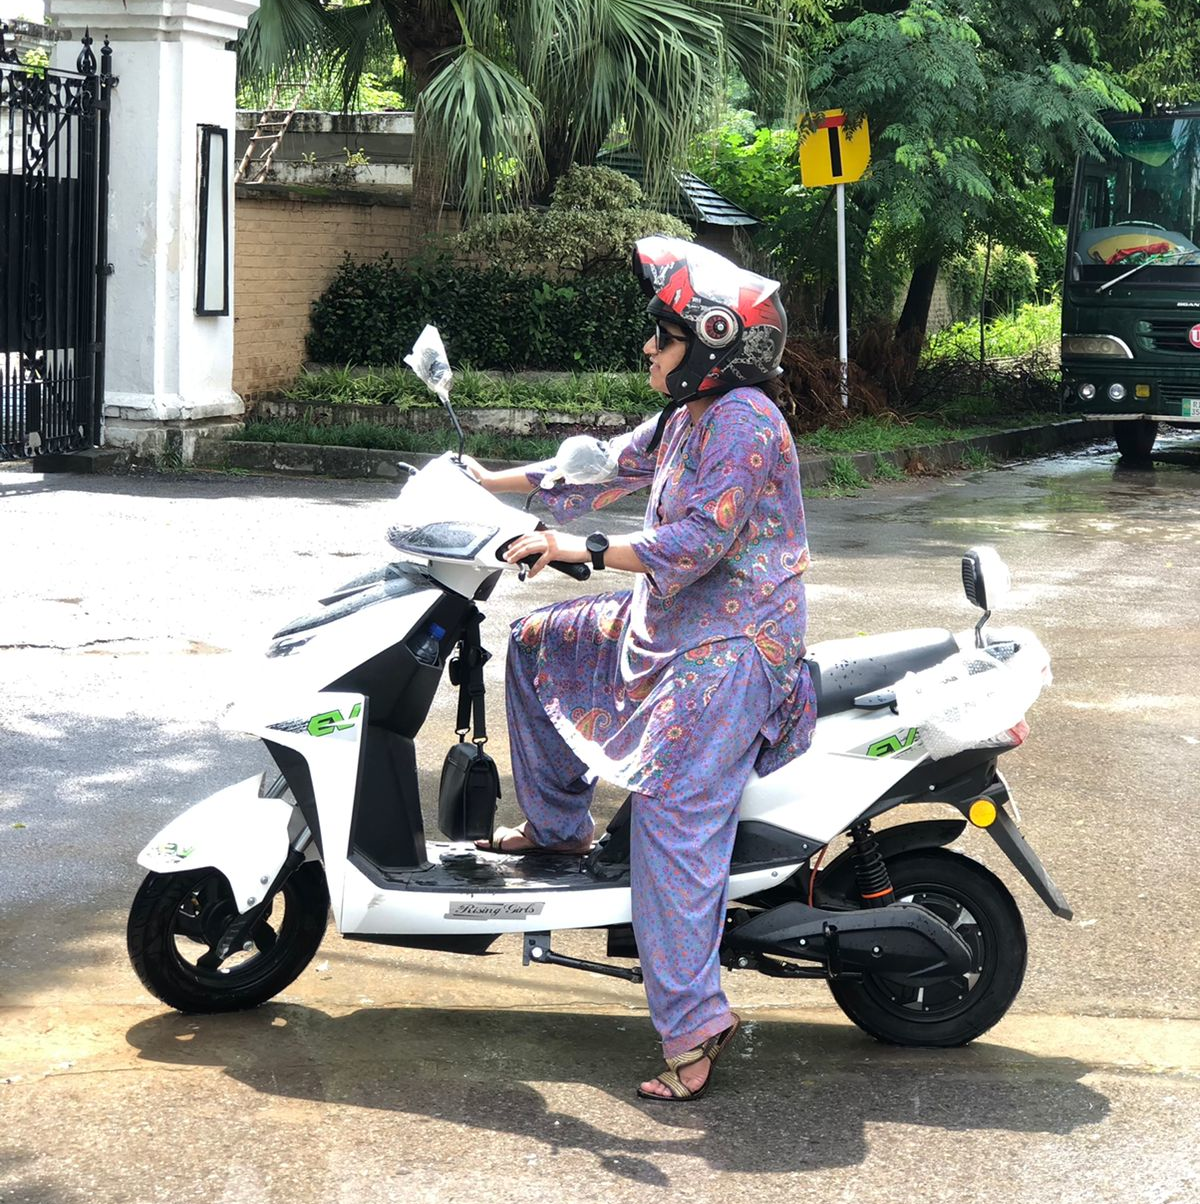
[1, 432, 1199, 1203]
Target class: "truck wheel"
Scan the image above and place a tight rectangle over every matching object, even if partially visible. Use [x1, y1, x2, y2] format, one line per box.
[127, 862, 328, 1013]
[1114, 419, 1157, 461]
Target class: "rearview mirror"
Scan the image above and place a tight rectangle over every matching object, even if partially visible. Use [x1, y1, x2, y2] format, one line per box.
[962, 546, 1010, 613]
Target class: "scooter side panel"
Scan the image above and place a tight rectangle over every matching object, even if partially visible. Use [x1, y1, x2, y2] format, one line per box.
[236, 690, 368, 922]
[226, 588, 444, 710]
[739, 707, 932, 843]
[137, 775, 294, 912]
[336, 859, 802, 934]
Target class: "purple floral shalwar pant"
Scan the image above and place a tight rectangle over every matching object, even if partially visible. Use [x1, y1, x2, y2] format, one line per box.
[507, 614, 781, 1058]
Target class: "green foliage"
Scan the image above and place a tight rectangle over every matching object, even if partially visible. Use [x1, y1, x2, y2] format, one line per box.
[548, 165, 645, 211]
[233, 420, 561, 461]
[924, 299, 1061, 362]
[307, 254, 651, 370]
[873, 455, 907, 480]
[961, 447, 995, 470]
[1063, 0, 1200, 108]
[826, 455, 868, 491]
[943, 242, 1039, 320]
[19, 47, 49, 76]
[454, 166, 691, 276]
[809, 0, 1136, 265]
[285, 366, 661, 415]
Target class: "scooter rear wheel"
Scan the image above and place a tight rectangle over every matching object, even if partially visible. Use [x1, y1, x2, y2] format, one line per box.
[127, 862, 329, 1013]
[826, 848, 1026, 1047]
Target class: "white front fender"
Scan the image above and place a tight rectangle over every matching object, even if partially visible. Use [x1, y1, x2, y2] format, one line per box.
[137, 775, 294, 913]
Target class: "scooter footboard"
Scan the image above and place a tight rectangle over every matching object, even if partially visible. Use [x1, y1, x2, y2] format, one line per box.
[137, 775, 294, 913]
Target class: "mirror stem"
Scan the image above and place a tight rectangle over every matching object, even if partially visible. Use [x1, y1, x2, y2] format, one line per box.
[975, 609, 991, 649]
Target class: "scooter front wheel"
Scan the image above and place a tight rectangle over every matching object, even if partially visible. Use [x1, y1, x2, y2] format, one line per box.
[826, 848, 1026, 1047]
[126, 862, 329, 1013]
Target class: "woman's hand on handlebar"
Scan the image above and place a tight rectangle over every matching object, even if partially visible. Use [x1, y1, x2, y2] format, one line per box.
[457, 453, 538, 495]
[503, 529, 588, 579]
[455, 453, 496, 489]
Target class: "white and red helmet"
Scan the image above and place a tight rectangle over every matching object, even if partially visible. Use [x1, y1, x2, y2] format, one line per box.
[633, 234, 788, 406]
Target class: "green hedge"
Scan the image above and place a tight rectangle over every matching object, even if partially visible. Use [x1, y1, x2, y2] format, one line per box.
[307, 255, 651, 371]
[284, 366, 660, 415]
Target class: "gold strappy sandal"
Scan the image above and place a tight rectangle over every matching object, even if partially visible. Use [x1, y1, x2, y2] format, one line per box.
[636, 1014, 741, 1102]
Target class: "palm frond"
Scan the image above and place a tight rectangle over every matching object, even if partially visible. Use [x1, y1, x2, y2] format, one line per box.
[238, 0, 331, 83]
[417, 44, 544, 212]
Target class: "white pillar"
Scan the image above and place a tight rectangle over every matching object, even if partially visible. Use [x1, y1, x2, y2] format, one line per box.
[46, 0, 258, 459]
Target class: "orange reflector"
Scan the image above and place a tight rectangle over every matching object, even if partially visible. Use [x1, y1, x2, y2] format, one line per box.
[1135, 384, 1151, 399]
[968, 799, 997, 828]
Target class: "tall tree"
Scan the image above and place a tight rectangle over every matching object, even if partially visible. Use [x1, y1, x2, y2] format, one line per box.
[809, 0, 1134, 340]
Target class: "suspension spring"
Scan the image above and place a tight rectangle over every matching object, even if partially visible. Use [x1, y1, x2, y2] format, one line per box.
[849, 823, 894, 907]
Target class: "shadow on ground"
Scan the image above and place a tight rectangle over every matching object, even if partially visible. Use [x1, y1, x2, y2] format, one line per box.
[126, 1005, 1110, 1182]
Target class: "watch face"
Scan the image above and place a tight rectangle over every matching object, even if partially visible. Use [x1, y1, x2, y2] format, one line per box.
[586, 533, 609, 554]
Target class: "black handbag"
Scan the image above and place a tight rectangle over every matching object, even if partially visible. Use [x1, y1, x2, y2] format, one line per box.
[437, 614, 501, 841]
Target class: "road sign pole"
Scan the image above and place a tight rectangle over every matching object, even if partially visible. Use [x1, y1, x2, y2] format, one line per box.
[836, 182, 848, 409]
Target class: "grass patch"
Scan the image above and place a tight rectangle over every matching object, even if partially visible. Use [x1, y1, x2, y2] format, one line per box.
[826, 455, 868, 492]
[285, 366, 661, 417]
[799, 409, 1057, 456]
[960, 447, 995, 470]
[872, 454, 907, 481]
[234, 420, 560, 462]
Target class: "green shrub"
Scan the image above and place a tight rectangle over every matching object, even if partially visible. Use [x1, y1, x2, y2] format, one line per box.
[944, 243, 1040, 321]
[233, 420, 560, 461]
[453, 166, 691, 277]
[307, 254, 652, 371]
[284, 367, 662, 415]
[924, 299, 1061, 362]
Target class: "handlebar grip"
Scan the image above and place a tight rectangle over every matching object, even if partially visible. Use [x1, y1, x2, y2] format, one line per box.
[550, 559, 591, 581]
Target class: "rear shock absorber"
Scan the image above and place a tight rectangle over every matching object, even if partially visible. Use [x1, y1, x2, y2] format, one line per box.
[849, 822, 895, 907]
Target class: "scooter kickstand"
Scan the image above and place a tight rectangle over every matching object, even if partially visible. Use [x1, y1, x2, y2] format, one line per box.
[523, 932, 644, 984]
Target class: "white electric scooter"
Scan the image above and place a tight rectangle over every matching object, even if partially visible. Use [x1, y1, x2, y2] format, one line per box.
[127, 340, 1070, 1048]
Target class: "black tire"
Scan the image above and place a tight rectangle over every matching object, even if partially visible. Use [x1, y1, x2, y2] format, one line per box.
[1114, 419, 1157, 461]
[127, 861, 329, 1013]
[826, 848, 1026, 1047]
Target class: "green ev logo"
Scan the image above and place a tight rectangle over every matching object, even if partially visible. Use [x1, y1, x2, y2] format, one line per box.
[867, 728, 920, 758]
[307, 703, 363, 737]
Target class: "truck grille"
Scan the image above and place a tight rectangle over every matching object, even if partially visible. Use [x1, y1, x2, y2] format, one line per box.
[1158, 382, 1200, 406]
[1140, 318, 1200, 353]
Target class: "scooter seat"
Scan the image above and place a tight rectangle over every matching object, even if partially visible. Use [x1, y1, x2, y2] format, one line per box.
[806, 627, 959, 717]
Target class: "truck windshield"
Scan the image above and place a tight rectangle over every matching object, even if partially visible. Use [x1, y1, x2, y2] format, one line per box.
[1069, 115, 1200, 288]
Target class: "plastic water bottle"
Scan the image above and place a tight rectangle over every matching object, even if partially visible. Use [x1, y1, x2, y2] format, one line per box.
[412, 623, 445, 666]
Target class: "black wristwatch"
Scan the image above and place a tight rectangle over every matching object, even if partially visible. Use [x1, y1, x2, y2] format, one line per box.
[585, 532, 609, 570]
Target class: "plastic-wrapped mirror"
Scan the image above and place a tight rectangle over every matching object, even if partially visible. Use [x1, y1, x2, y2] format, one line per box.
[962, 546, 1011, 612]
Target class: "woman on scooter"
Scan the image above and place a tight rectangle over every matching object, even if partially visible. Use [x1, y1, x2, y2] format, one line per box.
[462, 235, 816, 1101]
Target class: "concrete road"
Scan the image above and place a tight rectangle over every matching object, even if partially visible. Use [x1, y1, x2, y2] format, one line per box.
[1, 434, 1199, 1204]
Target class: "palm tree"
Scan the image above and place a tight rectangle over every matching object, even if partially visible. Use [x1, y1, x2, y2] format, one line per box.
[239, 0, 811, 222]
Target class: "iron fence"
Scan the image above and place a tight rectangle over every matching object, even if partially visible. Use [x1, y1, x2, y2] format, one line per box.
[1, 27, 114, 460]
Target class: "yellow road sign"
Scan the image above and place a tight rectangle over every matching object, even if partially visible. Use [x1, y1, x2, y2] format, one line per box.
[798, 110, 871, 187]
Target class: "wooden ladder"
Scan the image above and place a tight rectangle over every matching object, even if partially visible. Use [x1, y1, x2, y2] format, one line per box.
[236, 76, 309, 184]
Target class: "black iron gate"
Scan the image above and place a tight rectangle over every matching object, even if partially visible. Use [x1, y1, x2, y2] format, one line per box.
[1, 27, 114, 460]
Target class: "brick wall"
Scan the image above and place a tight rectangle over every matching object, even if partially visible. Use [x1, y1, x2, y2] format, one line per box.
[233, 187, 433, 398]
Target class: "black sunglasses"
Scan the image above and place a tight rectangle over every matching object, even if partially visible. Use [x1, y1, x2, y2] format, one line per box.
[654, 322, 689, 352]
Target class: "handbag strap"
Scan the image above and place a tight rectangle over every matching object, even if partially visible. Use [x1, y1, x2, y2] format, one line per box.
[452, 610, 490, 744]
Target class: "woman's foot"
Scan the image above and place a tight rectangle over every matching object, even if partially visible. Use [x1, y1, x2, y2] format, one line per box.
[475, 822, 593, 855]
[638, 1059, 712, 1099]
[636, 1015, 741, 1102]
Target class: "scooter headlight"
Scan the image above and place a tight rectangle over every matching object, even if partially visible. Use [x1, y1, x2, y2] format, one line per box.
[1077, 382, 1096, 401]
[1107, 382, 1127, 401]
[387, 521, 499, 560]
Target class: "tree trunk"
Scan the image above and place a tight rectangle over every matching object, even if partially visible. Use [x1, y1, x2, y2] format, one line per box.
[895, 255, 943, 343]
[383, 1, 462, 231]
